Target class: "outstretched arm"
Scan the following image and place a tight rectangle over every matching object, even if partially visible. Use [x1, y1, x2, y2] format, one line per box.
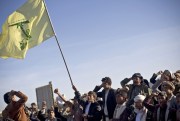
[54, 88, 67, 102]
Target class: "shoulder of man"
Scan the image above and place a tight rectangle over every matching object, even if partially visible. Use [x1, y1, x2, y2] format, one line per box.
[109, 88, 116, 93]
[2, 104, 13, 119]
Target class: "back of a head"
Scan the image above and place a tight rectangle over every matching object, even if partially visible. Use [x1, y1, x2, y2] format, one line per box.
[4, 92, 10, 104]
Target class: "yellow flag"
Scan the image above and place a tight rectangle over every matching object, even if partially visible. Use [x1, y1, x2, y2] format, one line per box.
[0, 0, 54, 59]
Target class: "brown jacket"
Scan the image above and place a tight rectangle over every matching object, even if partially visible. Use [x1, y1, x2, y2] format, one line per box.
[2, 91, 28, 121]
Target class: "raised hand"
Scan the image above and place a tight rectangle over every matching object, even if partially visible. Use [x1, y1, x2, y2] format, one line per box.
[54, 88, 59, 94]
[72, 85, 77, 91]
[157, 70, 163, 75]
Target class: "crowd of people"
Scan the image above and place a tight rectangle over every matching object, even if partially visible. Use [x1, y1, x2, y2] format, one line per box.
[1, 69, 180, 121]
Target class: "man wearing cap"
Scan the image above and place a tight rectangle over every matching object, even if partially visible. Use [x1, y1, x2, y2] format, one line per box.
[121, 73, 151, 106]
[112, 88, 132, 121]
[129, 95, 152, 121]
[93, 77, 116, 121]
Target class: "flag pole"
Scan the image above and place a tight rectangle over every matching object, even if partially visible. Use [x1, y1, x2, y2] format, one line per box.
[42, 0, 74, 86]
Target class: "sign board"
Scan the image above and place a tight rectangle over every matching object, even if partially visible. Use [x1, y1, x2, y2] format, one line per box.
[36, 82, 54, 109]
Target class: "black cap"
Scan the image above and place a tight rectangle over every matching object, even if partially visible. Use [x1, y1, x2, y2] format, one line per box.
[132, 73, 143, 79]
[101, 77, 112, 85]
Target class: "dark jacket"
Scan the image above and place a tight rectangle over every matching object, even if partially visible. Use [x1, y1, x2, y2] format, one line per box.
[112, 107, 132, 121]
[30, 113, 40, 121]
[143, 96, 173, 121]
[45, 117, 61, 121]
[121, 78, 151, 106]
[37, 109, 47, 121]
[54, 107, 67, 121]
[75, 91, 102, 121]
[93, 86, 116, 120]
[128, 109, 152, 121]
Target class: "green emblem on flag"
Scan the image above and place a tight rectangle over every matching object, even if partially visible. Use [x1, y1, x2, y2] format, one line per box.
[0, 0, 54, 59]
[9, 20, 31, 50]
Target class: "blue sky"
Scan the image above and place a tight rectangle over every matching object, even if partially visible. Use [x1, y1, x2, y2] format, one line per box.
[0, 0, 180, 111]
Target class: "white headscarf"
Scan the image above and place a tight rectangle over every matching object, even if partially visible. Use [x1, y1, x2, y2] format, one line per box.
[134, 95, 145, 102]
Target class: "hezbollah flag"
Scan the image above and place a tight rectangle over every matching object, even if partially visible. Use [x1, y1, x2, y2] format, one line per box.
[0, 0, 54, 59]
